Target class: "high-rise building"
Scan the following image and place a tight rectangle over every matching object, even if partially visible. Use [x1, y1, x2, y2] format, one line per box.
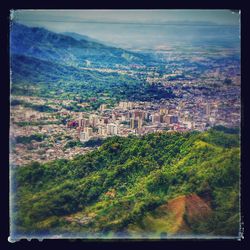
[171, 115, 178, 124]
[130, 118, 142, 129]
[144, 112, 151, 121]
[163, 115, 178, 124]
[78, 118, 88, 128]
[152, 113, 161, 123]
[130, 118, 139, 129]
[160, 114, 165, 123]
[205, 103, 211, 116]
[78, 119, 83, 127]
[98, 126, 107, 136]
[89, 114, 99, 126]
[132, 110, 145, 120]
[130, 118, 135, 129]
[80, 131, 88, 142]
[107, 123, 118, 135]
[78, 118, 88, 127]
[83, 127, 93, 137]
[87, 127, 93, 137]
[138, 117, 143, 129]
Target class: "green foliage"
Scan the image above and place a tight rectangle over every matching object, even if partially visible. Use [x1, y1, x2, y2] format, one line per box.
[15, 134, 47, 144]
[82, 138, 104, 148]
[12, 129, 240, 237]
[201, 129, 239, 148]
[64, 138, 104, 149]
[146, 171, 171, 194]
[11, 54, 174, 103]
[64, 140, 81, 149]
[15, 120, 60, 127]
[212, 125, 240, 135]
[11, 99, 57, 112]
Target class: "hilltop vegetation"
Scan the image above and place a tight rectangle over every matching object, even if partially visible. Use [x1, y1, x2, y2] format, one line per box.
[12, 127, 240, 238]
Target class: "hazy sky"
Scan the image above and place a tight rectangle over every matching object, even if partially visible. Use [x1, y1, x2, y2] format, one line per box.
[11, 10, 240, 50]
[12, 9, 240, 26]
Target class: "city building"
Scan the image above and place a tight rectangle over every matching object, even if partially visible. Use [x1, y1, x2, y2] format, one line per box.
[152, 113, 161, 123]
[119, 101, 127, 109]
[78, 118, 89, 128]
[159, 106, 169, 115]
[121, 113, 129, 121]
[119, 101, 134, 109]
[183, 121, 194, 129]
[98, 126, 107, 136]
[80, 131, 89, 142]
[112, 112, 118, 121]
[163, 115, 179, 124]
[99, 104, 107, 111]
[107, 123, 118, 135]
[205, 103, 211, 116]
[132, 110, 145, 120]
[138, 117, 143, 129]
[84, 127, 93, 137]
[130, 118, 135, 129]
[89, 114, 99, 127]
[130, 117, 143, 129]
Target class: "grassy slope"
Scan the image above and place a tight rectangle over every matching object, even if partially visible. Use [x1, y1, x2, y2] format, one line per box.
[12, 128, 240, 237]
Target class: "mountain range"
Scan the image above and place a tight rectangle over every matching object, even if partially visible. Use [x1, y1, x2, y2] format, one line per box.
[10, 22, 151, 68]
[10, 22, 173, 103]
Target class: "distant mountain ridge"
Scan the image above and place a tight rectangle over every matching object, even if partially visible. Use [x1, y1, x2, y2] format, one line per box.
[62, 32, 106, 44]
[10, 22, 150, 68]
[10, 22, 175, 102]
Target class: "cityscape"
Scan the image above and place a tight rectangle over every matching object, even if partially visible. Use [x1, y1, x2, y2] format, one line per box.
[10, 72, 240, 166]
[9, 10, 241, 240]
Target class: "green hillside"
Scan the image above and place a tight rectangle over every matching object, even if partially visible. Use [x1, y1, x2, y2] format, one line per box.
[10, 23, 175, 104]
[11, 54, 174, 104]
[11, 127, 240, 238]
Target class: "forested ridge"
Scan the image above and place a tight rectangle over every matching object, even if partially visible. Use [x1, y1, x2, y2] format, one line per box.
[11, 23, 173, 104]
[11, 127, 240, 238]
